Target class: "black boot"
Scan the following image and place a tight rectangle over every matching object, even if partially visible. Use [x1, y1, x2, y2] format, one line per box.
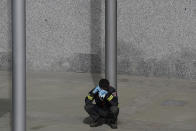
[90, 117, 104, 127]
[109, 120, 117, 129]
[90, 121, 101, 127]
[83, 116, 93, 124]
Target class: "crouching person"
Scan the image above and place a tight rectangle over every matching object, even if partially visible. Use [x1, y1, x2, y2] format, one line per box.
[84, 79, 119, 129]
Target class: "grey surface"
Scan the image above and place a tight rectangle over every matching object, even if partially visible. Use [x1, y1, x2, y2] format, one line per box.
[1, 71, 196, 131]
[105, 0, 117, 89]
[1, 0, 196, 79]
[12, 0, 26, 130]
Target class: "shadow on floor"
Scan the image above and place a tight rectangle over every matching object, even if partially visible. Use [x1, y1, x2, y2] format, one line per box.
[0, 99, 10, 118]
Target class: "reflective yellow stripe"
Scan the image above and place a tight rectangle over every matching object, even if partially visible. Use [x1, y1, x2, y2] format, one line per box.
[107, 95, 114, 101]
[87, 95, 93, 100]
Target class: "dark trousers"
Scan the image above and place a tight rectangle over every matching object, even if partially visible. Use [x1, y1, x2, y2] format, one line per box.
[84, 104, 119, 122]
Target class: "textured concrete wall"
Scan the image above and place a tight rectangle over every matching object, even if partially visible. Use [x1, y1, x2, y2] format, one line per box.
[0, 0, 11, 70]
[26, 0, 105, 73]
[1, 0, 196, 79]
[118, 0, 196, 79]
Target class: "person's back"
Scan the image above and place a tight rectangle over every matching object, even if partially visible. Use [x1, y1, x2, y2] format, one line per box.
[84, 79, 119, 129]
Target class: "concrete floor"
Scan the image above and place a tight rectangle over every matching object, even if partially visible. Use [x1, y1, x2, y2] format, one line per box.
[0, 71, 196, 131]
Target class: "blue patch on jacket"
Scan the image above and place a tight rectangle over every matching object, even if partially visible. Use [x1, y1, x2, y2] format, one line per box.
[99, 89, 108, 100]
[92, 86, 101, 94]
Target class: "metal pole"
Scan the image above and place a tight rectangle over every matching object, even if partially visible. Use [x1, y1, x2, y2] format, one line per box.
[12, 0, 26, 130]
[105, 0, 117, 89]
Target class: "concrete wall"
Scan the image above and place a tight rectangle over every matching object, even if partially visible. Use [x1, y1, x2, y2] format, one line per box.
[1, 0, 196, 79]
[0, 0, 11, 70]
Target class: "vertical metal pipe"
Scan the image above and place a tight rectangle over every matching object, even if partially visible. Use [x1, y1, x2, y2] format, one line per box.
[105, 0, 117, 89]
[12, 0, 26, 131]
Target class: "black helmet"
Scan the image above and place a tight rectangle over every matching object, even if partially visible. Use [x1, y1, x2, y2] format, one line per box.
[99, 79, 110, 90]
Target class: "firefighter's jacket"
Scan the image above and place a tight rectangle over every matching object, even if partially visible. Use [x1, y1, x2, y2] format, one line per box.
[85, 86, 119, 108]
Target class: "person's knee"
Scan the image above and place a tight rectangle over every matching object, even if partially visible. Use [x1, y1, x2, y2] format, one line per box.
[84, 104, 94, 112]
[110, 106, 119, 115]
[99, 110, 108, 117]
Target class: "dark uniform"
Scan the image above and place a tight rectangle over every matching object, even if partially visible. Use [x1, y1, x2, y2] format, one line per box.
[84, 86, 119, 124]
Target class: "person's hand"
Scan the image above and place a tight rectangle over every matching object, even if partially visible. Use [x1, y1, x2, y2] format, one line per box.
[92, 86, 101, 94]
[99, 89, 108, 101]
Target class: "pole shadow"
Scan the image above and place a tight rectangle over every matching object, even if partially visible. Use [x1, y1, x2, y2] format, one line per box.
[7, 0, 13, 128]
[90, 0, 103, 86]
